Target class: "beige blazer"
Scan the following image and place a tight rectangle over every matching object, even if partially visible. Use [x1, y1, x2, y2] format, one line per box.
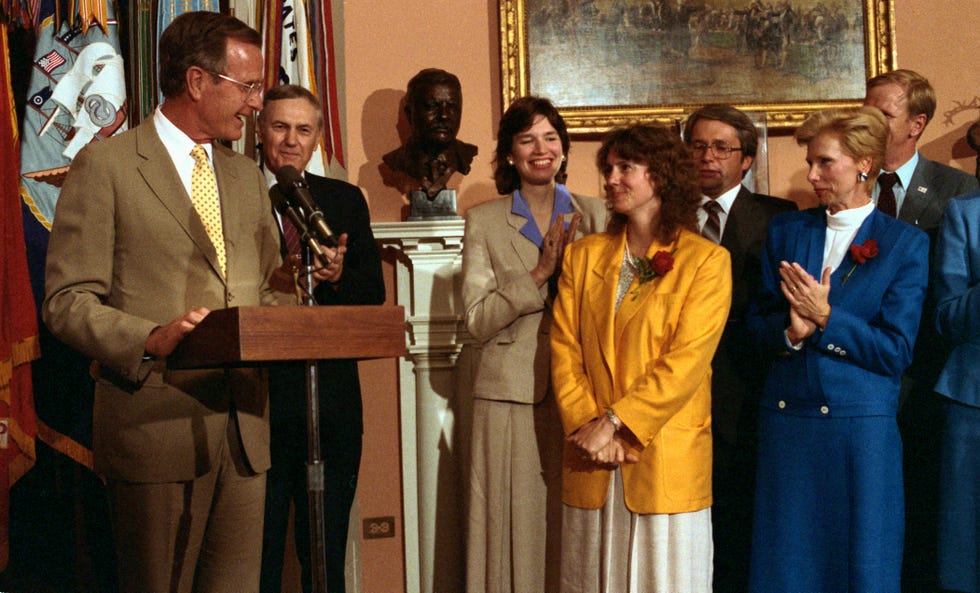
[551, 229, 731, 514]
[462, 192, 608, 404]
[43, 120, 284, 483]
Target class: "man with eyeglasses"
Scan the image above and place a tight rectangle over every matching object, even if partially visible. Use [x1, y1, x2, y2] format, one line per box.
[683, 104, 795, 593]
[43, 12, 287, 593]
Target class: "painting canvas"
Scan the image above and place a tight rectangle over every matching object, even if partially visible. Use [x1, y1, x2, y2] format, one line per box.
[500, 0, 896, 132]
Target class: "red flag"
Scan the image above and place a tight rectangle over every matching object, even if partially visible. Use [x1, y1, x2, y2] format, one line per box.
[0, 23, 41, 571]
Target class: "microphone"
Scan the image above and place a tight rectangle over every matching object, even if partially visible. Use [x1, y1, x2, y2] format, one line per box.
[275, 165, 338, 247]
[269, 184, 330, 267]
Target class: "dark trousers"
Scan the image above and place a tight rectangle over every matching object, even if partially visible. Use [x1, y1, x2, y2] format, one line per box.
[712, 435, 758, 593]
[260, 413, 361, 593]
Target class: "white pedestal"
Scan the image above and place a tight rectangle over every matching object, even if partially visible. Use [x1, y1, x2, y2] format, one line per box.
[373, 220, 469, 593]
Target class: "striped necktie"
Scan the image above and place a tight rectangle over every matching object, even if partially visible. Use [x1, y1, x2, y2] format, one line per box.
[190, 145, 226, 276]
[701, 200, 722, 244]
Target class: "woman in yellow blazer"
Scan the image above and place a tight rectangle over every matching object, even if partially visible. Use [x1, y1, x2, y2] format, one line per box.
[551, 124, 731, 593]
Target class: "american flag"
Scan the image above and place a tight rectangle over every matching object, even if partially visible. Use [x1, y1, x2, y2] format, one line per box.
[36, 50, 65, 73]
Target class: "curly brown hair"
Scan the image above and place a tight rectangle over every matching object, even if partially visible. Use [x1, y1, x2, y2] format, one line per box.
[597, 124, 700, 243]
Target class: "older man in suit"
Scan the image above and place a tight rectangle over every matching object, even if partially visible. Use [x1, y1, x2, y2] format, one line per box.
[43, 12, 286, 593]
[256, 84, 385, 593]
[865, 70, 980, 592]
[684, 104, 795, 593]
[933, 189, 980, 593]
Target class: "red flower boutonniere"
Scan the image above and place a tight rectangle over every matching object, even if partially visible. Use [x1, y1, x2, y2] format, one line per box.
[841, 239, 879, 285]
[630, 250, 675, 299]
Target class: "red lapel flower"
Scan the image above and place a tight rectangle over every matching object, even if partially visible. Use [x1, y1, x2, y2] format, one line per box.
[842, 239, 878, 285]
[630, 250, 675, 299]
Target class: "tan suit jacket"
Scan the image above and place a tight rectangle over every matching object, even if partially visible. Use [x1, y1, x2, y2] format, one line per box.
[551, 228, 731, 514]
[43, 119, 283, 483]
[462, 193, 608, 404]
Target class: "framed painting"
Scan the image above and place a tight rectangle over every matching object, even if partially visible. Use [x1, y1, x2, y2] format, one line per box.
[500, 0, 896, 133]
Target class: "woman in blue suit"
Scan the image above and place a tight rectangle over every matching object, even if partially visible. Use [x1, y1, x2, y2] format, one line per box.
[747, 107, 929, 593]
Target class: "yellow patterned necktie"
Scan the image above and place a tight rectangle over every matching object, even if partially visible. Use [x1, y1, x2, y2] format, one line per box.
[190, 145, 227, 276]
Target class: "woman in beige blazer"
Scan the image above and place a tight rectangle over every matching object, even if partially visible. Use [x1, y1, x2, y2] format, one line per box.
[463, 97, 607, 593]
[551, 125, 731, 593]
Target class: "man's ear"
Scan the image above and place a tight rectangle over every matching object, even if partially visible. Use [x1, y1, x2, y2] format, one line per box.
[740, 154, 755, 177]
[909, 112, 927, 139]
[185, 66, 208, 101]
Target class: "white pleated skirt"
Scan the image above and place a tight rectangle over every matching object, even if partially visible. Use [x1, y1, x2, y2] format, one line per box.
[560, 468, 713, 593]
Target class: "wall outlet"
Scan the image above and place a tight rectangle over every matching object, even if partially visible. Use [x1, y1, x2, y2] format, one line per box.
[363, 516, 396, 539]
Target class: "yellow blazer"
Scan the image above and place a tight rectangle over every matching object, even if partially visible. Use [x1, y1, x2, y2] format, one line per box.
[551, 228, 731, 514]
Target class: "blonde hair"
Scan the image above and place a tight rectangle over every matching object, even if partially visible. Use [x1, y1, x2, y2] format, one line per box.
[795, 107, 888, 194]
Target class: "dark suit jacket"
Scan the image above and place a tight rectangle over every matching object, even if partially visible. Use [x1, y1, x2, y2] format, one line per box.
[711, 187, 796, 446]
[43, 119, 285, 482]
[896, 157, 978, 385]
[898, 156, 979, 240]
[268, 172, 385, 441]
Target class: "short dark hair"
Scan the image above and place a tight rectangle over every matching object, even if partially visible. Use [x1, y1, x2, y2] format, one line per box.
[158, 11, 262, 99]
[405, 68, 461, 111]
[684, 104, 759, 159]
[598, 124, 700, 243]
[260, 84, 323, 129]
[493, 96, 570, 194]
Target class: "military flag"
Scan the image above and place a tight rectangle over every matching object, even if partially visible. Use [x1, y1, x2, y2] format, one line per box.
[0, 23, 40, 573]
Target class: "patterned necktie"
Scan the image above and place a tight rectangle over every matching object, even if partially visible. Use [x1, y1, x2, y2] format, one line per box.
[701, 200, 722, 244]
[281, 214, 303, 257]
[877, 172, 899, 217]
[190, 145, 226, 276]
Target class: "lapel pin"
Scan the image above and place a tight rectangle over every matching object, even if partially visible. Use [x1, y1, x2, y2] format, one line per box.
[917, 186, 928, 194]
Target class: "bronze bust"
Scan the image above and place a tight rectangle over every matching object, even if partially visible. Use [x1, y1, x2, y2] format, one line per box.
[383, 68, 478, 199]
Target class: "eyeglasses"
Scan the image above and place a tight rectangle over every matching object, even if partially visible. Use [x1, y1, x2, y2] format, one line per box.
[690, 141, 744, 160]
[211, 71, 263, 103]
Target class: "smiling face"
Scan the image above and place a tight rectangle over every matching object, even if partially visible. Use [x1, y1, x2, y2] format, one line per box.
[805, 132, 872, 213]
[258, 97, 321, 174]
[509, 114, 564, 188]
[689, 118, 754, 199]
[197, 39, 264, 142]
[602, 150, 661, 222]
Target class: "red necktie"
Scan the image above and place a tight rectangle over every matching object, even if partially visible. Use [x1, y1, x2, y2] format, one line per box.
[281, 215, 303, 257]
[877, 172, 899, 217]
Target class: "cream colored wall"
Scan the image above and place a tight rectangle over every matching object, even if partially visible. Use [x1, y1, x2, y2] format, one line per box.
[346, 1, 980, 591]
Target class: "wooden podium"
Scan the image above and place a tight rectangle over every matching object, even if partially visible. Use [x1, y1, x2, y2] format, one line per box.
[169, 305, 407, 369]
[168, 304, 406, 593]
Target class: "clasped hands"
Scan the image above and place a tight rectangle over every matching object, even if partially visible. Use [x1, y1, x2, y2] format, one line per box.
[568, 414, 639, 469]
[779, 260, 832, 343]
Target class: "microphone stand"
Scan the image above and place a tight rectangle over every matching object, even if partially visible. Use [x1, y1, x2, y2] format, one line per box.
[271, 183, 330, 592]
[298, 239, 329, 593]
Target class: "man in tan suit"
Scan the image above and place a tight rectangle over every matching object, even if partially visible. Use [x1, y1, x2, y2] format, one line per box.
[43, 12, 284, 593]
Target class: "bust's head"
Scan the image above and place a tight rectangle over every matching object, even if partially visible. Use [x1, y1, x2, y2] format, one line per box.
[405, 69, 463, 154]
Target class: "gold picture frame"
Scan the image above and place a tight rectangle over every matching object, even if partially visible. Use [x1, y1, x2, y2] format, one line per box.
[500, 0, 896, 133]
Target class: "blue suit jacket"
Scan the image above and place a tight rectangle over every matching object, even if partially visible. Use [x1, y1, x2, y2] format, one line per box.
[748, 207, 929, 417]
[933, 190, 980, 409]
